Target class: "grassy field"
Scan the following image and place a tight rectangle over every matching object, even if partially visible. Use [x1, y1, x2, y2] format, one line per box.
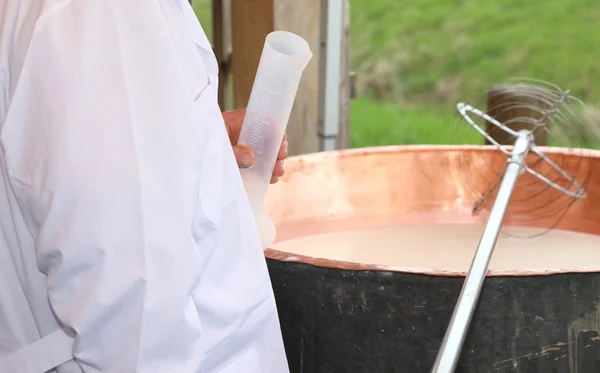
[192, 0, 600, 148]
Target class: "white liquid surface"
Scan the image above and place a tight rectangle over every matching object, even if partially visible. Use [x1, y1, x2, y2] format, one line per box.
[273, 225, 600, 272]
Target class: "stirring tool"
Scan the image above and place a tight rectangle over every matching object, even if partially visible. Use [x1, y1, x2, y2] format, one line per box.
[431, 79, 592, 373]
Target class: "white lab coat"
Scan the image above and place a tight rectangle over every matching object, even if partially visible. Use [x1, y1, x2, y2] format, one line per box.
[0, 1, 289, 372]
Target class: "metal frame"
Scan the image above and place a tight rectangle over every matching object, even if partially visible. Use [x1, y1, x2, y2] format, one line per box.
[317, 0, 344, 151]
[204, 0, 349, 150]
[211, 0, 232, 111]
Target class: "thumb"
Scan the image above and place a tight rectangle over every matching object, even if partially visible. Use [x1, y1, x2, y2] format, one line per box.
[233, 144, 255, 168]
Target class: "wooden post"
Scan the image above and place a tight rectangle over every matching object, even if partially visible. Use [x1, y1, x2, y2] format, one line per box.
[275, 0, 351, 155]
[486, 84, 548, 146]
[212, 0, 232, 111]
[230, 0, 274, 110]
[274, 0, 321, 155]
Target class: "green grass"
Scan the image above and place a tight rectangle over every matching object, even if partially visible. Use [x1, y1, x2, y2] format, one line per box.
[192, 0, 600, 148]
[349, 97, 482, 146]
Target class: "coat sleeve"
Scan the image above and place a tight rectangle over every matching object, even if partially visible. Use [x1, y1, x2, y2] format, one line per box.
[1, 1, 208, 372]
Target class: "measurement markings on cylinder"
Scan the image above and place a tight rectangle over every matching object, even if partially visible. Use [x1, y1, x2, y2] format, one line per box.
[249, 87, 278, 154]
[248, 66, 285, 155]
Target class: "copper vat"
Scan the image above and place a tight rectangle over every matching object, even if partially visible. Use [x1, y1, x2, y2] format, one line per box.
[263, 145, 600, 373]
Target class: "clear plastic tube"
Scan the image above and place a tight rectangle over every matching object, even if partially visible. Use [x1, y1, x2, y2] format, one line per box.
[237, 31, 312, 248]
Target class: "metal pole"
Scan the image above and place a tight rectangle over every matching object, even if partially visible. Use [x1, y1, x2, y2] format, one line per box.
[431, 130, 533, 373]
[212, 0, 232, 111]
[317, 0, 344, 151]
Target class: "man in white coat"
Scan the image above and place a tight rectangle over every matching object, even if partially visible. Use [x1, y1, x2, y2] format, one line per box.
[0, 1, 291, 372]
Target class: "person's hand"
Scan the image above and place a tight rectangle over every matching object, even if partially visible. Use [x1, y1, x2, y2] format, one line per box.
[222, 108, 288, 184]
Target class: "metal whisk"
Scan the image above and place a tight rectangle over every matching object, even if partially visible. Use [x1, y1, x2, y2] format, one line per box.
[431, 78, 596, 373]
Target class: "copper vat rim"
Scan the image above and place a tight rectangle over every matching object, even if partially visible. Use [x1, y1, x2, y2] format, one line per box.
[264, 145, 600, 277]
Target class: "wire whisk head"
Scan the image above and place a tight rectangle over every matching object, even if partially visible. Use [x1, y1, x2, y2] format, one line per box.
[450, 78, 600, 237]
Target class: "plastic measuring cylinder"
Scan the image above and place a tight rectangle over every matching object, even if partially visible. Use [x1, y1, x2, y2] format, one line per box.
[237, 31, 312, 249]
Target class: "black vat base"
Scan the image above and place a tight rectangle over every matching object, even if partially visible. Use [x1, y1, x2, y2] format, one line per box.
[267, 259, 600, 373]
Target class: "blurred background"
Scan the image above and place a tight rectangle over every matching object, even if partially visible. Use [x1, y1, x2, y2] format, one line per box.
[192, 0, 600, 149]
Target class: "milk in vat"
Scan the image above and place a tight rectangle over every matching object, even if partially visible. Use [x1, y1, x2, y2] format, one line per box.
[273, 224, 600, 272]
